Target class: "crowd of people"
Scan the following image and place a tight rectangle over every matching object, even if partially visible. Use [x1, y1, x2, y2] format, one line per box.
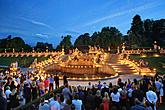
[38, 75, 165, 110]
[0, 68, 165, 110]
[0, 70, 61, 110]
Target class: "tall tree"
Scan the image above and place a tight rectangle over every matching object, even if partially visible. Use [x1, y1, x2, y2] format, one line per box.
[128, 15, 144, 47]
[143, 19, 154, 47]
[56, 35, 73, 53]
[91, 27, 122, 50]
[74, 33, 92, 51]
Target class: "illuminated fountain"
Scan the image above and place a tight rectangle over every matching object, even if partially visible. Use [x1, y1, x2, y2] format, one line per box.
[33, 46, 117, 80]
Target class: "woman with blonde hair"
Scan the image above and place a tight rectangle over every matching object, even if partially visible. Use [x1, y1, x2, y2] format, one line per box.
[100, 92, 110, 110]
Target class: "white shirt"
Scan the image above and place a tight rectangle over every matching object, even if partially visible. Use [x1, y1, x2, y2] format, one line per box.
[72, 99, 82, 110]
[128, 88, 133, 97]
[146, 90, 158, 104]
[49, 99, 60, 110]
[5, 90, 12, 98]
[111, 92, 120, 102]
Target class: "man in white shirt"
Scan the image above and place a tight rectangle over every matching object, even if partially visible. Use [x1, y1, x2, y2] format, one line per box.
[146, 87, 158, 110]
[49, 94, 60, 110]
[111, 91, 120, 102]
[39, 99, 50, 110]
[5, 86, 12, 98]
[72, 94, 82, 110]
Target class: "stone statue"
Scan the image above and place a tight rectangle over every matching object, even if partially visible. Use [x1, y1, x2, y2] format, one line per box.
[122, 43, 125, 53]
[13, 48, 15, 53]
[117, 46, 120, 54]
[153, 41, 157, 50]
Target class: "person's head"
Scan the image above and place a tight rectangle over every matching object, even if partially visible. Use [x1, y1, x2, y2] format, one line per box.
[113, 87, 118, 94]
[6, 86, 10, 90]
[40, 98, 45, 103]
[118, 78, 121, 82]
[66, 99, 72, 105]
[134, 79, 137, 84]
[50, 92, 54, 98]
[60, 94, 64, 102]
[74, 93, 79, 100]
[148, 87, 153, 91]
[54, 94, 60, 101]
[104, 92, 109, 98]
[96, 90, 101, 96]
[88, 90, 93, 95]
[109, 82, 112, 88]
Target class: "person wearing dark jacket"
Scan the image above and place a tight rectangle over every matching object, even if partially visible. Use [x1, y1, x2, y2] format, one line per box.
[131, 98, 146, 110]
[0, 87, 7, 110]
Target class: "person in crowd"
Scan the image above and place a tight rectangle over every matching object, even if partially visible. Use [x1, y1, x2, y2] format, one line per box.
[49, 93, 60, 110]
[62, 83, 72, 103]
[0, 87, 7, 110]
[23, 81, 31, 104]
[31, 80, 38, 100]
[85, 90, 95, 110]
[159, 78, 164, 104]
[111, 87, 121, 109]
[146, 87, 158, 110]
[131, 98, 146, 110]
[63, 74, 68, 86]
[155, 78, 162, 103]
[87, 82, 92, 90]
[59, 94, 65, 110]
[49, 75, 54, 91]
[63, 99, 75, 110]
[44, 77, 50, 93]
[101, 82, 109, 97]
[39, 98, 50, 110]
[118, 78, 124, 89]
[54, 74, 59, 89]
[100, 92, 110, 110]
[38, 79, 45, 96]
[95, 90, 102, 110]
[9, 86, 20, 109]
[72, 93, 83, 110]
[97, 80, 102, 90]
[132, 85, 145, 102]
[145, 100, 153, 110]
[163, 76, 165, 102]
[5, 86, 12, 98]
[120, 86, 128, 108]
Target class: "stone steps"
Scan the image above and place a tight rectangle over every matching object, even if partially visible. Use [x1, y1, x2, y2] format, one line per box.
[108, 54, 138, 75]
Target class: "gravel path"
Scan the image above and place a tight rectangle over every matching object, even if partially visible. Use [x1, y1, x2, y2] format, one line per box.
[59, 74, 143, 87]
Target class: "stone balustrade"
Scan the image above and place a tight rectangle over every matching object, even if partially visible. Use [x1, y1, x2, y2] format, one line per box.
[123, 48, 165, 54]
[0, 51, 62, 57]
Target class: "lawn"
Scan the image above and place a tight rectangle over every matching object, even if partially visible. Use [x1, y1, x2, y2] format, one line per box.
[0, 56, 48, 67]
[130, 55, 165, 74]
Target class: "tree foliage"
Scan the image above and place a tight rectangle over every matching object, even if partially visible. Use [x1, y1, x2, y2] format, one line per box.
[126, 14, 165, 48]
[56, 35, 73, 53]
[0, 35, 32, 52]
[74, 27, 122, 51]
[35, 42, 53, 52]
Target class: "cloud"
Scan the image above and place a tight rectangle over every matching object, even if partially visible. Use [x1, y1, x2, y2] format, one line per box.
[83, 1, 161, 27]
[19, 17, 55, 30]
[64, 30, 81, 35]
[36, 33, 49, 39]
